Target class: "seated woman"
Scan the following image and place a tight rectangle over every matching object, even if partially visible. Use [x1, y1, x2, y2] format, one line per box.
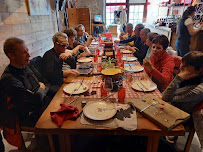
[145, 32, 158, 60]
[162, 51, 203, 151]
[64, 28, 90, 58]
[143, 35, 175, 92]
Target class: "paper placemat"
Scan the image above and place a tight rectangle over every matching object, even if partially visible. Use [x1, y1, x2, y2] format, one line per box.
[80, 103, 137, 131]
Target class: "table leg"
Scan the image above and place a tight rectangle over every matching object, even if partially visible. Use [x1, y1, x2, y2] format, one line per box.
[147, 136, 160, 152]
[48, 134, 55, 152]
[58, 135, 71, 152]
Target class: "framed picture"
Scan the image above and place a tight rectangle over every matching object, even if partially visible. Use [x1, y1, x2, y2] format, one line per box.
[28, 0, 51, 16]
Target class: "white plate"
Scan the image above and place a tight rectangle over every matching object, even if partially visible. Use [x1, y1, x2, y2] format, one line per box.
[125, 65, 144, 72]
[122, 57, 137, 61]
[121, 50, 132, 54]
[83, 101, 117, 120]
[63, 82, 88, 94]
[91, 42, 98, 45]
[77, 58, 93, 63]
[131, 80, 157, 92]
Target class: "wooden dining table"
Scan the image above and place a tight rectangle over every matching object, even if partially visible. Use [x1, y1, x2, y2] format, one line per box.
[35, 48, 186, 152]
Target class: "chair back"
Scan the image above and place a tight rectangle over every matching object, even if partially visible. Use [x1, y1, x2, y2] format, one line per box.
[30, 56, 43, 75]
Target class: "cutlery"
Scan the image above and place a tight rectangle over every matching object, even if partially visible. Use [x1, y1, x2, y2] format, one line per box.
[68, 96, 80, 104]
[69, 79, 84, 97]
[140, 102, 157, 112]
[137, 83, 145, 92]
[98, 106, 121, 111]
[140, 82, 149, 90]
[128, 62, 134, 72]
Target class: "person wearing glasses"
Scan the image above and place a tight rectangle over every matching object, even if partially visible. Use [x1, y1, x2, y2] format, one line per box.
[43, 32, 80, 88]
[75, 24, 94, 47]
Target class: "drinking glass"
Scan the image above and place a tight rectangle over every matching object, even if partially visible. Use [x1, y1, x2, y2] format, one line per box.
[103, 78, 113, 101]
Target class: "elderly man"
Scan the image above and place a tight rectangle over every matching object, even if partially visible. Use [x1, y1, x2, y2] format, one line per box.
[1, 37, 51, 126]
[115, 23, 144, 46]
[126, 28, 151, 64]
[119, 23, 134, 46]
[43, 32, 80, 88]
[75, 24, 93, 47]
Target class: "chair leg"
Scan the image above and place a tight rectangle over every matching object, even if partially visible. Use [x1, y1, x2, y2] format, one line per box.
[19, 136, 27, 152]
[184, 127, 195, 152]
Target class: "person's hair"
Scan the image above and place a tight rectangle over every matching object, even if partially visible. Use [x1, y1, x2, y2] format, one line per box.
[64, 28, 77, 37]
[135, 24, 144, 32]
[182, 51, 203, 70]
[182, 6, 196, 19]
[3, 37, 24, 57]
[147, 32, 159, 42]
[141, 28, 151, 35]
[127, 23, 133, 29]
[152, 35, 169, 50]
[75, 24, 84, 31]
[52, 32, 67, 43]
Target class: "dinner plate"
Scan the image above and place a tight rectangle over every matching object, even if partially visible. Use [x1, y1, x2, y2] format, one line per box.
[91, 42, 98, 45]
[83, 101, 117, 120]
[63, 82, 88, 95]
[77, 57, 93, 63]
[125, 65, 144, 72]
[121, 50, 132, 54]
[122, 57, 137, 61]
[131, 80, 157, 92]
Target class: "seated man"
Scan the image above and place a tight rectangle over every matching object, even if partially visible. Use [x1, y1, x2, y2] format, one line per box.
[119, 23, 134, 46]
[75, 24, 93, 47]
[126, 28, 151, 64]
[43, 32, 80, 87]
[115, 23, 144, 46]
[1, 37, 52, 125]
[143, 35, 175, 92]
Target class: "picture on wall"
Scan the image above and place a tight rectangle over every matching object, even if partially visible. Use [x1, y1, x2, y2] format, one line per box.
[28, 0, 51, 15]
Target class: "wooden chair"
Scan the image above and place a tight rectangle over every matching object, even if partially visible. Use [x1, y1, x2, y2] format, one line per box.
[20, 125, 55, 152]
[184, 125, 195, 152]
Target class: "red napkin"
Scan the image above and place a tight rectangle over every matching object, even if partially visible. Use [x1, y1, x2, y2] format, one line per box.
[50, 104, 79, 127]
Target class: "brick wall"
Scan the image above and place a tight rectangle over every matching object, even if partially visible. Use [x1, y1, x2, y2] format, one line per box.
[0, 0, 58, 75]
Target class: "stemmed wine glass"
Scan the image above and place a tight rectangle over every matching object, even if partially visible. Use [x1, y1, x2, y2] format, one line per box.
[103, 78, 113, 101]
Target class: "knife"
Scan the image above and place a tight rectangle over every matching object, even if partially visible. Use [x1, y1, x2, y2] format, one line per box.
[140, 81, 149, 90]
[137, 83, 145, 93]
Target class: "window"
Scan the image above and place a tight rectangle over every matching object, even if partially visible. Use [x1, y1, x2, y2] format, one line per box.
[106, 0, 126, 27]
[129, 5, 144, 27]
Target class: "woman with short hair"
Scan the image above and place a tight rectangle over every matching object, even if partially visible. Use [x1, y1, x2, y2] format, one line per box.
[143, 35, 175, 92]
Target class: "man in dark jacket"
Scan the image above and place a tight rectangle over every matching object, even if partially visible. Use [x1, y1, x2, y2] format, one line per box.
[42, 32, 80, 88]
[1, 37, 51, 125]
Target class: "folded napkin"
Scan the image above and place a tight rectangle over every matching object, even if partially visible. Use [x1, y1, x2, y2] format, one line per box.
[50, 104, 79, 127]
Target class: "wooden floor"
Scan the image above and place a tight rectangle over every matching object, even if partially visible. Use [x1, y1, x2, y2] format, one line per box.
[1, 131, 201, 152]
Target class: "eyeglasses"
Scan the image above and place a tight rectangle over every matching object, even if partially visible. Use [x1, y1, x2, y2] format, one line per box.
[55, 42, 69, 47]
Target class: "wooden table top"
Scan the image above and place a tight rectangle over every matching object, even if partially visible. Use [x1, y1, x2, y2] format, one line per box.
[35, 75, 185, 136]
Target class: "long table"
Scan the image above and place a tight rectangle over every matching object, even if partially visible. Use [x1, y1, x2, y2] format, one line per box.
[35, 73, 185, 152]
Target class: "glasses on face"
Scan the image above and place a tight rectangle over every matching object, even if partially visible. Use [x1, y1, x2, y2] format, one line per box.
[56, 42, 69, 47]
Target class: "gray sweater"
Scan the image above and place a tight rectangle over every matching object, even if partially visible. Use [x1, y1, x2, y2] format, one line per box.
[162, 75, 203, 114]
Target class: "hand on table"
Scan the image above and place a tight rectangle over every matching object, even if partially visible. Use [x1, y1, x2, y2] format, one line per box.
[64, 69, 80, 77]
[143, 58, 154, 73]
[59, 51, 72, 60]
